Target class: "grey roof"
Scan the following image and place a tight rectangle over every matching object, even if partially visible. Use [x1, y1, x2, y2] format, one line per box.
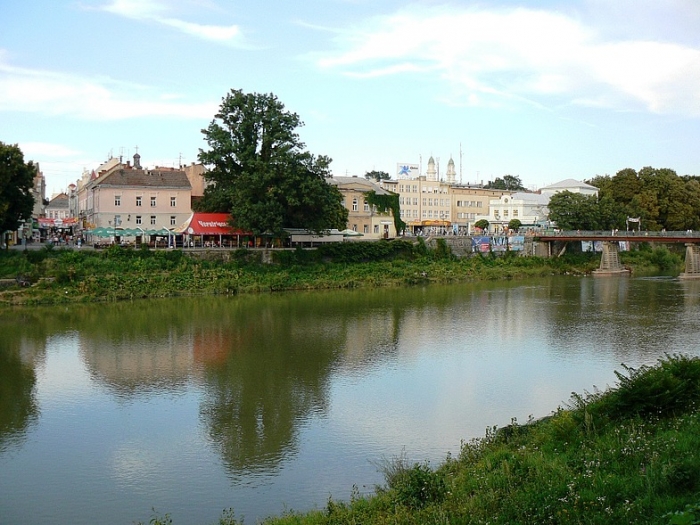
[510, 192, 550, 204]
[328, 176, 394, 195]
[95, 167, 191, 189]
[541, 178, 598, 190]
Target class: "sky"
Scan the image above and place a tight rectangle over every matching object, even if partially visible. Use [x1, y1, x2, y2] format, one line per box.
[2, 0, 700, 196]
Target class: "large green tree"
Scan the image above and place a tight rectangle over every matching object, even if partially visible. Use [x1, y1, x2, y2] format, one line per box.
[485, 174, 526, 191]
[197, 90, 348, 235]
[547, 191, 603, 230]
[364, 170, 391, 182]
[0, 142, 35, 248]
[590, 167, 700, 231]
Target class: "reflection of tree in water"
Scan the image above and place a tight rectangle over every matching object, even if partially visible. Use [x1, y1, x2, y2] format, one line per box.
[0, 348, 39, 451]
[199, 297, 346, 477]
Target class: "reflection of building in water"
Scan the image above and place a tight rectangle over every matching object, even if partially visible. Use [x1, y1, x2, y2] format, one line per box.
[80, 335, 196, 395]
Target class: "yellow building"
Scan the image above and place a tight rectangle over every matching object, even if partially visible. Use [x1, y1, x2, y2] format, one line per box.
[328, 176, 398, 239]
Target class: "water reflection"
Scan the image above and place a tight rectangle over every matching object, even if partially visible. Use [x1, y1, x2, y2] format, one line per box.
[3, 278, 700, 525]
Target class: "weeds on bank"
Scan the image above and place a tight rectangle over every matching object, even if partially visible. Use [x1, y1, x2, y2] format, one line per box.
[0, 241, 683, 305]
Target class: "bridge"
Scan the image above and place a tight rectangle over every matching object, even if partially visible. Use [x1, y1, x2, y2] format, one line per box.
[534, 230, 700, 278]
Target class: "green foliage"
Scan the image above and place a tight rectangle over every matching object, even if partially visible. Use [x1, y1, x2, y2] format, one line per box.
[571, 354, 700, 424]
[364, 190, 406, 234]
[383, 460, 447, 509]
[650, 246, 682, 271]
[507, 218, 522, 231]
[316, 239, 416, 263]
[593, 167, 700, 231]
[432, 238, 452, 260]
[0, 142, 36, 244]
[666, 501, 700, 525]
[197, 89, 348, 235]
[485, 174, 525, 190]
[474, 219, 489, 230]
[548, 190, 604, 230]
[364, 170, 391, 182]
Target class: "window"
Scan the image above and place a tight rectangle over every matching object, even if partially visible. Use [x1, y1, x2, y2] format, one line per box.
[374, 225, 379, 233]
[504, 210, 509, 217]
[352, 198, 358, 211]
[413, 198, 418, 206]
[114, 195, 121, 206]
[170, 216, 176, 226]
[363, 224, 369, 233]
[170, 196, 176, 207]
[151, 196, 157, 207]
[114, 215, 121, 226]
[422, 198, 427, 206]
[412, 185, 417, 192]
[428, 198, 433, 206]
[136, 216, 142, 225]
[150, 215, 156, 225]
[364, 201, 369, 212]
[352, 224, 357, 231]
[136, 196, 142, 207]
[513, 209, 519, 217]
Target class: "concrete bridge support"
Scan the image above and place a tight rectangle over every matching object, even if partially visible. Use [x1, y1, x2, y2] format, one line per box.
[680, 244, 700, 279]
[593, 241, 630, 277]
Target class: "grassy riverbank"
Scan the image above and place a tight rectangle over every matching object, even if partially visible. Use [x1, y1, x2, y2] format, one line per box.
[0, 240, 682, 306]
[140, 354, 700, 525]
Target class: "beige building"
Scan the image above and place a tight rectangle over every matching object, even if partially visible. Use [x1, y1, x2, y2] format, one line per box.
[328, 176, 398, 239]
[383, 156, 508, 234]
[77, 153, 193, 231]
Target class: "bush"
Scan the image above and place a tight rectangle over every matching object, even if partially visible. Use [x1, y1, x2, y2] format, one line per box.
[377, 452, 447, 509]
[569, 354, 700, 424]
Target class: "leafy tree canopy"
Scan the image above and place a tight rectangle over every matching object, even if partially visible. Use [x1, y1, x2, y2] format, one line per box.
[0, 142, 35, 246]
[197, 89, 348, 235]
[508, 219, 522, 231]
[485, 175, 525, 191]
[594, 167, 700, 231]
[364, 170, 391, 182]
[474, 219, 489, 230]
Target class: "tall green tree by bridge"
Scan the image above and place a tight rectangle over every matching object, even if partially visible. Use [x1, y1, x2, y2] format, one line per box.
[196, 89, 348, 235]
[587, 167, 700, 231]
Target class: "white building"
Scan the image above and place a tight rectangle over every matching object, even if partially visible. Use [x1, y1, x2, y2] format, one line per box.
[540, 179, 599, 198]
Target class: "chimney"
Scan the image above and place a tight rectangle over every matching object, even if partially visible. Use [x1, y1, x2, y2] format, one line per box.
[133, 152, 142, 169]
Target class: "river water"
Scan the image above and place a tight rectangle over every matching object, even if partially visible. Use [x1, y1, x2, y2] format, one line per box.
[1, 276, 700, 524]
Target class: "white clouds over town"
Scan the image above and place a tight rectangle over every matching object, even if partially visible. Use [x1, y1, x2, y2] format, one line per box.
[2, 0, 700, 194]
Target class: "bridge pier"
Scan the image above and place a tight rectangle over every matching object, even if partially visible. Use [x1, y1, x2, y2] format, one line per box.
[593, 241, 630, 277]
[680, 243, 700, 279]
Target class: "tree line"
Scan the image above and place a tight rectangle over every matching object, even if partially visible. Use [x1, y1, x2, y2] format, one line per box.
[549, 167, 700, 231]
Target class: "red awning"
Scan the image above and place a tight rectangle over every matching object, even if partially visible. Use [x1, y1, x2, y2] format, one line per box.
[38, 217, 78, 227]
[176, 213, 250, 235]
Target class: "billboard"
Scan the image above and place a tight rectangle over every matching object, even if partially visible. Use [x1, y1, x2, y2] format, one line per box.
[396, 163, 420, 179]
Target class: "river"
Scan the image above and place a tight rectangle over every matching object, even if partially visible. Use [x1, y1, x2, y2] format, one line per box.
[1, 276, 699, 524]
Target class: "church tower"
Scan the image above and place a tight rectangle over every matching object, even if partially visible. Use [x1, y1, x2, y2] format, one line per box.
[446, 157, 456, 184]
[427, 156, 437, 181]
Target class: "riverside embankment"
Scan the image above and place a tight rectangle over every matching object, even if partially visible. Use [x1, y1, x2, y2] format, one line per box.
[0, 239, 683, 306]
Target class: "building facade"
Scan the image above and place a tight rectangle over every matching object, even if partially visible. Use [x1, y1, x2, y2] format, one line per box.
[77, 153, 193, 232]
[384, 156, 508, 234]
[328, 176, 398, 239]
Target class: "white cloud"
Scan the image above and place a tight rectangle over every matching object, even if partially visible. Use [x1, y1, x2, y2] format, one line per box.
[0, 58, 218, 120]
[101, 0, 244, 45]
[314, 5, 700, 116]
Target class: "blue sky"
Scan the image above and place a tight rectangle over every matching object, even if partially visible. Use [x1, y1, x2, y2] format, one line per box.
[2, 0, 700, 195]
